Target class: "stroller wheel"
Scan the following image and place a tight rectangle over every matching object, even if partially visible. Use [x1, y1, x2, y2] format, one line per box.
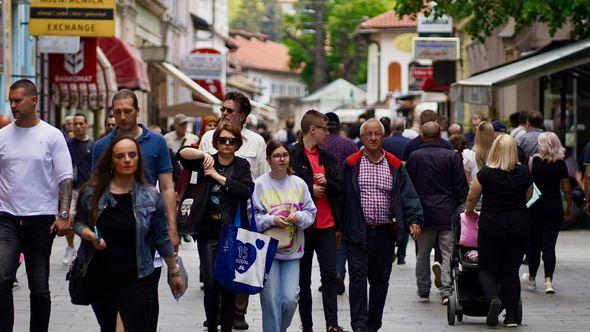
[447, 295, 457, 325]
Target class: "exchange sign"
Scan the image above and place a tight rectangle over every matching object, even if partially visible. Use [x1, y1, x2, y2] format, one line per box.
[29, 0, 115, 37]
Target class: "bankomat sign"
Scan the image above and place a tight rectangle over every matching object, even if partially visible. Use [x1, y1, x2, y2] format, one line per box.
[29, 0, 115, 37]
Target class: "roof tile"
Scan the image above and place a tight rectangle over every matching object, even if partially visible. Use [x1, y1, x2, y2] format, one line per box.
[359, 11, 416, 29]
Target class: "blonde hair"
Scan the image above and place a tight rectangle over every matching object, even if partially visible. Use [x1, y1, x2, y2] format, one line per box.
[537, 132, 564, 163]
[486, 134, 519, 171]
[473, 121, 495, 168]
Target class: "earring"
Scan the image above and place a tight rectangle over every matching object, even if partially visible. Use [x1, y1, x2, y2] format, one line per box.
[109, 166, 113, 174]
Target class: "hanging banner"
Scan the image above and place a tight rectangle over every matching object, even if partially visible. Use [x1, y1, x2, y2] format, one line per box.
[50, 38, 97, 84]
[29, 0, 116, 37]
[182, 48, 224, 101]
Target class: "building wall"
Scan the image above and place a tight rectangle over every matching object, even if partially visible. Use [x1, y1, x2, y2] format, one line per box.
[366, 31, 416, 104]
[245, 69, 305, 105]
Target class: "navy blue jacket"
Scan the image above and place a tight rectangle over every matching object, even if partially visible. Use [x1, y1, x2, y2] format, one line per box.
[341, 151, 424, 248]
[382, 134, 411, 159]
[405, 142, 468, 230]
[401, 136, 453, 161]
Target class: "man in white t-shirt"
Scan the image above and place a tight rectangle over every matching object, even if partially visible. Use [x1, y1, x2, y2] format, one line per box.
[199, 91, 268, 330]
[164, 113, 199, 153]
[0, 79, 73, 332]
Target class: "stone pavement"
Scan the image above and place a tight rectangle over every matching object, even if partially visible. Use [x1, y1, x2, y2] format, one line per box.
[12, 230, 590, 331]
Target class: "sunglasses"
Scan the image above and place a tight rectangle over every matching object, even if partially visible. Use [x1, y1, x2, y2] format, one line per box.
[220, 107, 237, 114]
[218, 137, 238, 146]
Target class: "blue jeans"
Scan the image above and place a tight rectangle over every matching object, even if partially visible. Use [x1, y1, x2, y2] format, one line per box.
[0, 214, 56, 332]
[260, 259, 300, 332]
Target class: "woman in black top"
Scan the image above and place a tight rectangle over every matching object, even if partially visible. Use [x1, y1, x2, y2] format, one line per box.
[74, 136, 183, 332]
[465, 134, 532, 328]
[178, 123, 254, 332]
[521, 132, 572, 294]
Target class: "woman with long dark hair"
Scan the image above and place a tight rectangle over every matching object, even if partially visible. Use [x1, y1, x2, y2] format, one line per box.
[253, 140, 316, 332]
[74, 136, 183, 331]
[465, 134, 532, 327]
[178, 123, 254, 332]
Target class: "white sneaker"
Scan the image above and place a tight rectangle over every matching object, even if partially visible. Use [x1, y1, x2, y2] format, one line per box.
[545, 281, 555, 294]
[521, 273, 536, 290]
[62, 246, 76, 265]
[417, 294, 430, 303]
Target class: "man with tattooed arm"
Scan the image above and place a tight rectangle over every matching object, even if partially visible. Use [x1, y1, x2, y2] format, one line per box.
[0, 79, 74, 332]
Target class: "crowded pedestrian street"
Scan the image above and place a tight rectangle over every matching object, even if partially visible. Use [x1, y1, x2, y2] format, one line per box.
[11, 229, 590, 331]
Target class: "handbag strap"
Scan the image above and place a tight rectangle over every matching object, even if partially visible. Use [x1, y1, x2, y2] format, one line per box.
[232, 189, 257, 232]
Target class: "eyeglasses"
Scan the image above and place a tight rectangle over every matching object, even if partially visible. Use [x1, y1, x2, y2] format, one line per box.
[314, 125, 328, 132]
[271, 153, 289, 160]
[220, 107, 236, 115]
[361, 131, 384, 138]
[218, 137, 238, 146]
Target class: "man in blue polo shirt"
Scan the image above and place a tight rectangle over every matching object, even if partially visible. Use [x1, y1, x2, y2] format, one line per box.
[92, 89, 178, 332]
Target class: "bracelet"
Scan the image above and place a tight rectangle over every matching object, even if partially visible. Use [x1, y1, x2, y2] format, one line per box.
[168, 264, 181, 277]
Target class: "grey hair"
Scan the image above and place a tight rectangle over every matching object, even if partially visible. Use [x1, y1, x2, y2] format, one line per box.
[449, 123, 462, 132]
[391, 117, 406, 133]
[359, 118, 385, 136]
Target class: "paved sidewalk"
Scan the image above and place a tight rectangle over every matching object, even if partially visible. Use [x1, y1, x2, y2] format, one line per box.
[12, 230, 590, 331]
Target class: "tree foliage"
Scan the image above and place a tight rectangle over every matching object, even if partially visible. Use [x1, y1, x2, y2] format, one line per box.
[229, 0, 284, 40]
[283, 0, 395, 90]
[394, 0, 590, 42]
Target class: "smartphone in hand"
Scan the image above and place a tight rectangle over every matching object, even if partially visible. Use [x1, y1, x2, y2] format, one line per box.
[94, 226, 101, 240]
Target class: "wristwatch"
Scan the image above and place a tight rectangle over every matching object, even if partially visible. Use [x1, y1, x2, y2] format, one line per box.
[58, 210, 70, 220]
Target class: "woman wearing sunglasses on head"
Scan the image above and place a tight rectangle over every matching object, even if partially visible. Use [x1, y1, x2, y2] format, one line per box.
[73, 136, 183, 331]
[178, 123, 254, 332]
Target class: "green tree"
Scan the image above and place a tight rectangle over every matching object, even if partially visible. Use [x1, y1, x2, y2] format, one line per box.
[283, 0, 395, 90]
[394, 0, 590, 42]
[229, 0, 285, 40]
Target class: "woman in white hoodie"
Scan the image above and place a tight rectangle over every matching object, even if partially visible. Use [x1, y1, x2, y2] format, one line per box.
[253, 140, 316, 332]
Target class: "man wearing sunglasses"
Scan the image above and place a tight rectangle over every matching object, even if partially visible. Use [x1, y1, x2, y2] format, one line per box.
[198, 91, 269, 330]
[290, 110, 344, 332]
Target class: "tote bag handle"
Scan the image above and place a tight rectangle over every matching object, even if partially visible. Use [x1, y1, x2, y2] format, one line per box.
[232, 190, 257, 232]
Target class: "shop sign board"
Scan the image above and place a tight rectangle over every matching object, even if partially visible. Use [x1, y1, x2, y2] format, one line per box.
[50, 38, 97, 83]
[182, 48, 224, 101]
[39, 36, 80, 54]
[412, 37, 460, 61]
[29, 0, 115, 37]
[417, 13, 453, 33]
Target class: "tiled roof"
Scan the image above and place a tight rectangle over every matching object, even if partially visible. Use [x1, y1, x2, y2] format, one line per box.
[359, 11, 416, 30]
[228, 32, 296, 73]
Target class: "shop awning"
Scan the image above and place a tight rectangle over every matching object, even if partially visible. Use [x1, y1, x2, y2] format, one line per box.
[161, 101, 220, 118]
[249, 99, 277, 122]
[154, 62, 222, 105]
[98, 37, 151, 92]
[452, 38, 590, 105]
[52, 47, 118, 110]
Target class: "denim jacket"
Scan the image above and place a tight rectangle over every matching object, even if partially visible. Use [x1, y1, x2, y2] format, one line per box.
[74, 183, 174, 278]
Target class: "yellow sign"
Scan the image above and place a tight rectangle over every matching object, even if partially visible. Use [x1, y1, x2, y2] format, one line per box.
[29, 0, 115, 37]
[393, 33, 418, 53]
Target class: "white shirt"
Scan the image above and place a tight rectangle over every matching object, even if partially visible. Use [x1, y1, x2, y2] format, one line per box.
[199, 127, 269, 179]
[0, 121, 73, 216]
[402, 128, 420, 140]
[462, 149, 479, 184]
[511, 126, 526, 142]
[164, 131, 199, 153]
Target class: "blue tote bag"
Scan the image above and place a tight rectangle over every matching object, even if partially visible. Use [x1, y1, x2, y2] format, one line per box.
[213, 196, 278, 294]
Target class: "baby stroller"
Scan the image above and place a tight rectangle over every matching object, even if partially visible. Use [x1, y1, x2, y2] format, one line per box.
[447, 205, 522, 325]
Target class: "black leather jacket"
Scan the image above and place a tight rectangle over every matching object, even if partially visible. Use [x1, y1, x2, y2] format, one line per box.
[178, 150, 254, 239]
[289, 142, 343, 230]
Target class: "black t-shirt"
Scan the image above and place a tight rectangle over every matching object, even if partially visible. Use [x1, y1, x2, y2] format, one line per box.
[87, 193, 137, 303]
[68, 137, 94, 189]
[530, 157, 568, 213]
[477, 165, 532, 233]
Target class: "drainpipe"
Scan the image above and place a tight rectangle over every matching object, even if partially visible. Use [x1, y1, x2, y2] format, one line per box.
[367, 39, 381, 104]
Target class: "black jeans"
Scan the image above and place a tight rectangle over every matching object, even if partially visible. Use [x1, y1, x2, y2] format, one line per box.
[91, 274, 154, 332]
[299, 227, 338, 328]
[347, 225, 395, 331]
[478, 228, 528, 321]
[197, 237, 236, 332]
[528, 210, 562, 279]
[147, 267, 162, 332]
[0, 214, 55, 332]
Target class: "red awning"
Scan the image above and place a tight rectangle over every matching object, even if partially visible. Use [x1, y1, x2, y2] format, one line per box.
[98, 37, 150, 92]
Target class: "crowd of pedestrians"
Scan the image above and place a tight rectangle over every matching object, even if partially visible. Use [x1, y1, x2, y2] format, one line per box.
[0, 79, 584, 332]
